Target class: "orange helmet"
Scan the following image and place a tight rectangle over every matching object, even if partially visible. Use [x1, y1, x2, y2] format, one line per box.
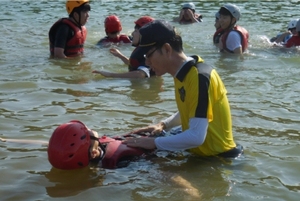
[134, 16, 155, 28]
[66, 0, 89, 14]
[105, 15, 122, 33]
[47, 120, 91, 170]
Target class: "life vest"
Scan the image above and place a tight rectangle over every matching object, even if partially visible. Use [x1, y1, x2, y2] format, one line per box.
[285, 35, 300, 48]
[129, 47, 155, 76]
[213, 28, 224, 44]
[220, 25, 249, 53]
[97, 34, 131, 46]
[98, 135, 149, 169]
[49, 18, 87, 56]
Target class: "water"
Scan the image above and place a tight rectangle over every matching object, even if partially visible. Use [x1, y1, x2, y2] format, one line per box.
[0, 0, 299, 200]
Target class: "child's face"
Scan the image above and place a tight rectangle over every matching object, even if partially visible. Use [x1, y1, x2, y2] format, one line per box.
[219, 14, 236, 29]
[88, 129, 101, 160]
[131, 28, 140, 46]
[182, 8, 194, 19]
[289, 28, 298, 36]
[107, 32, 119, 39]
[214, 18, 221, 29]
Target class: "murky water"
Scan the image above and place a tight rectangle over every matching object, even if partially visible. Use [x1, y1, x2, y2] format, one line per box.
[0, 1, 299, 200]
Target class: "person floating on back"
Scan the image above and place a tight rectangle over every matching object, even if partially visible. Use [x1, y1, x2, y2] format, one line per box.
[217, 3, 249, 54]
[173, 2, 203, 24]
[97, 15, 132, 47]
[1, 120, 159, 170]
[49, 0, 90, 58]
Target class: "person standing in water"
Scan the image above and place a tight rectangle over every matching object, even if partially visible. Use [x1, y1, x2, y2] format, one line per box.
[49, 0, 90, 58]
[97, 15, 132, 47]
[173, 2, 203, 24]
[217, 3, 249, 54]
[123, 20, 243, 158]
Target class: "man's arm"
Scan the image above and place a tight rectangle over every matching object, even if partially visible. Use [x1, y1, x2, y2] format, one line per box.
[53, 47, 67, 58]
[92, 69, 146, 78]
[124, 118, 208, 151]
[53, 24, 70, 58]
[110, 48, 130, 65]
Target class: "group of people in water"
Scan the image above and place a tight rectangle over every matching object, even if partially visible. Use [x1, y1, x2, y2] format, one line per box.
[3, 0, 300, 171]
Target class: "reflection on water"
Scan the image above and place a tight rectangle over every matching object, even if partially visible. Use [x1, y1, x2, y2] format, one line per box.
[0, 0, 300, 200]
[41, 168, 105, 198]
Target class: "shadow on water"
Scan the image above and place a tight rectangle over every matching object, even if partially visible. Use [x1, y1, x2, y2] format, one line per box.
[40, 167, 105, 198]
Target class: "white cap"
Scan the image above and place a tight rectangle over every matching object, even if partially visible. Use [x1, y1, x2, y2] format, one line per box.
[288, 19, 299, 29]
[182, 2, 195, 10]
[221, 3, 241, 21]
[296, 19, 300, 32]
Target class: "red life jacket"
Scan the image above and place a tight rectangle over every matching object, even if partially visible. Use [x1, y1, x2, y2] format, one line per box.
[98, 136, 147, 169]
[285, 35, 300, 48]
[49, 18, 87, 56]
[97, 34, 131, 45]
[220, 25, 249, 53]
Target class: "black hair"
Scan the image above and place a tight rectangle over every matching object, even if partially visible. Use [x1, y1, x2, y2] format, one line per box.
[134, 24, 141, 30]
[69, 3, 91, 17]
[156, 32, 183, 53]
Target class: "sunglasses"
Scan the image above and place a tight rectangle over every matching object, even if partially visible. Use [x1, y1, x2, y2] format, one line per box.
[144, 46, 160, 59]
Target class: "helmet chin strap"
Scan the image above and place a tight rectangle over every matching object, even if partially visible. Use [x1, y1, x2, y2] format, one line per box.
[72, 11, 82, 27]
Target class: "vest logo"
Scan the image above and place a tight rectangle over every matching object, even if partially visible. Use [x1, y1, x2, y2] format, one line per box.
[178, 86, 185, 102]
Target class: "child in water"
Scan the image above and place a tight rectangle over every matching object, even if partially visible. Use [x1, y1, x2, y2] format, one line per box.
[1, 120, 154, 170]
[270, 18, 299, 44]
[97, 15, 132, 47]
[173, 2, 203, 24]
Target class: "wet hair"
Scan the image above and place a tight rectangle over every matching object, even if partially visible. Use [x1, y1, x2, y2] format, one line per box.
[156, 32, 183, 53]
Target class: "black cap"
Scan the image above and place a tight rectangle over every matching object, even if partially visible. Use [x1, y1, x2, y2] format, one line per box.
[138, 20, 175, 55]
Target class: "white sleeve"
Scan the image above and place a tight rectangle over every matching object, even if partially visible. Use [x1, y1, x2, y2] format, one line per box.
[226, 31, 242, 51]
[137, 66, 150, 78]
[161, 111, 181, 130]
[155, 118, 208, 151]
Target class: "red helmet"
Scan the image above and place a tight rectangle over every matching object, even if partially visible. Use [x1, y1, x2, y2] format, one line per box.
[47, 120, 91, 170]
[105, 15, 122, 33]
[134, 16, 154, 28]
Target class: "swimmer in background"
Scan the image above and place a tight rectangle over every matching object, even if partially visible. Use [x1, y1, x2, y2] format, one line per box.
[173, 2, 203, 24]
[217, 3, 249, 54]
[97, 15, 132, 47]
[270, 18, 299, 44]
[284, 19, 300, 48]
